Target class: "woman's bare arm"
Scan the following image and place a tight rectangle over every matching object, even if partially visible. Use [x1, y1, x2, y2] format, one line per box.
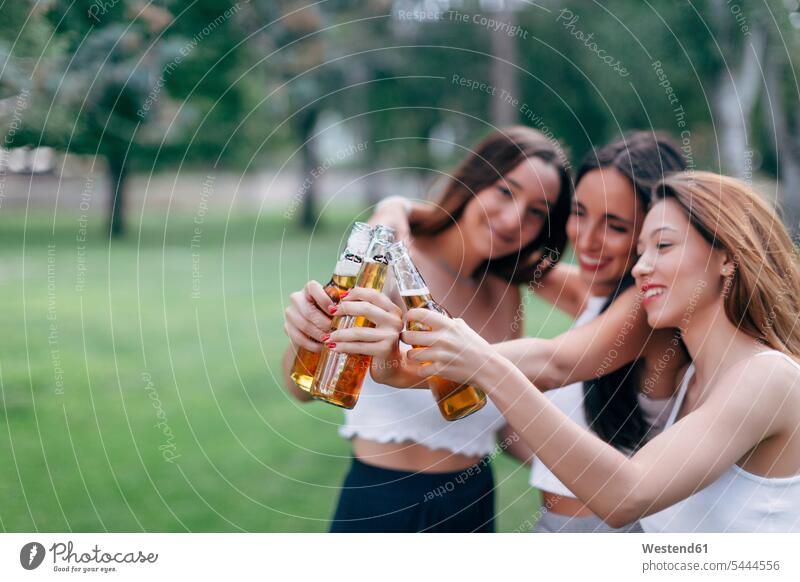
[498, 424, 535, 465]
[485, 355, 788, 526]
[494, 287, 658, 391]
[403, 310, 793, 528]
[532, 262, 586, 317]
[367, 197, 427, 241]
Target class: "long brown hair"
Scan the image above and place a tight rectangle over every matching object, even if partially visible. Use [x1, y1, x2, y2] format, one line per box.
[655, 171, 800, 356]
[410, 126, 572, 284]
[582, 131, 688, 452]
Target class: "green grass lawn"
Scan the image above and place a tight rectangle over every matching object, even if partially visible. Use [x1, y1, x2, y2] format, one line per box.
[0, 206, 571, 532]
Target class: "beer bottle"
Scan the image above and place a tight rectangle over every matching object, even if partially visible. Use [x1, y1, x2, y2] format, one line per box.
[290, 222, 373, 392]
[389, 241, 487, 421]
[311, 225, 396, 408]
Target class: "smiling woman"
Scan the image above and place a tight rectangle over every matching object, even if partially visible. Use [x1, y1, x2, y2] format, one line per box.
[405, 126, 572, 284]
[281, 126, 573, 532]
[401, 171, 800, 532]
[359, 132, 692, 533]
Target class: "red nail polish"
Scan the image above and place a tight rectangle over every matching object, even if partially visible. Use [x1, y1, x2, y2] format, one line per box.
[327, 343, 336, 349]
[341, 291, 349, 299]
[321, 333, 330, 342]
[328, 305, 337, 314]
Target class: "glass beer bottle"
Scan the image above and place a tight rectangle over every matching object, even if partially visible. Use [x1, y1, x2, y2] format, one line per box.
[289, 222, 373, 392]
[389, 241, 487, 421]
[311, 225, 396, 408]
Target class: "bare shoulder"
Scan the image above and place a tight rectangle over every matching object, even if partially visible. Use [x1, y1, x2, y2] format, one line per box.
[730, 350, 800, 390]
[713, 350, 800, 416]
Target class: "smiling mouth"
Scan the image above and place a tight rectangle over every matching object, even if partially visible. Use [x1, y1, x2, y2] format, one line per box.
[489, 226, 516, 246]
[641, 284, 667, 305]
[578, 254, 612, 271]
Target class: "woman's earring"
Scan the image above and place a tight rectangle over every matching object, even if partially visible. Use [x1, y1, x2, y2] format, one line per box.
[721, 266, 735, 296]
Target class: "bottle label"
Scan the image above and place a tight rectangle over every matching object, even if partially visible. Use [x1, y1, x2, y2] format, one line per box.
[344, 253, 363, 264]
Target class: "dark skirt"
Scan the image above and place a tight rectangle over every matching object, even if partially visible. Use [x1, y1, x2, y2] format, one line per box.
[330, 456, 495, 533]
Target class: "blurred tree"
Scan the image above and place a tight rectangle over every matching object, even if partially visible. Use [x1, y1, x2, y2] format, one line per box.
[5, 0, 800, 234]
[275, 1, 325, 229]
[487, 0, 521, 127]
[4, 0, 259, 237]
[239, 0, 328, 230]
[0, 1, 70, 165]
[28, 0, 182, 237]
[705, 0, 769, 178]
[761, 5, 800, 234]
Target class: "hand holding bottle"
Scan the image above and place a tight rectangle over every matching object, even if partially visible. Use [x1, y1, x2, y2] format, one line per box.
[283, 280, 335, 352]
[402, 308, 497, 390]
[327, 288, 404, 360]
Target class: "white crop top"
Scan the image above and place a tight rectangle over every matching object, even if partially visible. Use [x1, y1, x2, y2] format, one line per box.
[530, 295, 676, 496]
[339, 344, 507, 457]
[641, 351, 800, 532]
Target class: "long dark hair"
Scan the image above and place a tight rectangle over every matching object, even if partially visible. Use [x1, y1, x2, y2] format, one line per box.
[410, 126, 572, 284]
[581, 131, 687, 451]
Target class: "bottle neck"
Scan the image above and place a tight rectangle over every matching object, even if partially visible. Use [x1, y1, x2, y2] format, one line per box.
[391, 249, 429, 295]
[333, 253, 363, 277]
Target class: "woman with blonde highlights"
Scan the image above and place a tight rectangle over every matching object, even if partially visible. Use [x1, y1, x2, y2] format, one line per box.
[400, 171, 800, 532]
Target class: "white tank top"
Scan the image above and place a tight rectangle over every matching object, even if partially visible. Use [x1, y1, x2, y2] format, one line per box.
[339, 343, 507, 457]
[641, 350, 800, 532]
[529, 295, 676, 496]
[529, 295, 607, 494]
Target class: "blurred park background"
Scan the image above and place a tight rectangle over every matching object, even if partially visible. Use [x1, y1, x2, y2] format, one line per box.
[1, 0, 798, 531]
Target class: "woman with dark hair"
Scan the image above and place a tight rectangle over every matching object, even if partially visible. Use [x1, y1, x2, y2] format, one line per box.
[517, 131, 689, 532]
[402, 171, 800, 532]
[361, 131, 689, 532]
[281, 126, 572, 532]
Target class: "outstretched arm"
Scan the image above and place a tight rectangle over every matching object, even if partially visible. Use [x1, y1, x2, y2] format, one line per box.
[403, 310, 786, 528]
[494, 286, 658, 391]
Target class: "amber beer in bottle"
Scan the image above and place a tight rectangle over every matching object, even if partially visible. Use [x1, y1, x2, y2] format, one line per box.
[289, 222, 373, 392]
[390, 241, 487, 421]
[311, 225, 396, 408]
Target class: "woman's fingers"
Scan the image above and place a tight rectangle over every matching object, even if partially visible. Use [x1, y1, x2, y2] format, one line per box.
[291, 290, 332, 332]
[405, 307, 451, 330]
[342, 287, 402, 317]
[285, 304, 328, 342]
[401, 329, 442, 347]
[329, 326, 395, 344]
[329, 327, 400, 359]
[283, 321, 321, 352]
[329, 341, 392, 357]
[405, 348, 444, 376]
[335, 299, 403, 329]
[407, 346, 438, 363]
[305, 280, 335, 312]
